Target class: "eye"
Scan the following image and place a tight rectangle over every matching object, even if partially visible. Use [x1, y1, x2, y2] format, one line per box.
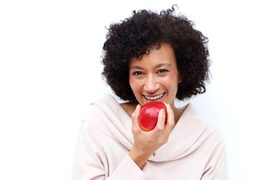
[158, 69, 169, 74]
[132, 71, 144, 76]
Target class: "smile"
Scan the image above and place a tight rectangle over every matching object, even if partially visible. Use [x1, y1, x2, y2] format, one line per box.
[144, 93, 165, 101]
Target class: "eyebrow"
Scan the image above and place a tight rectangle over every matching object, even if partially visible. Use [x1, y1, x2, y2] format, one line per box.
[129, 63, 172, 69]
[155, 63, 172, 68]
[129, 66, 143, 70]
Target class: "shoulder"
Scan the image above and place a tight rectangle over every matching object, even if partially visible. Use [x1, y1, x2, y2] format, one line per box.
[86, 94, 121, 115]
[91, 94, 119, 106]
[81, 94, 131, 135]
[178, 103, 225, 147]
[81, 95, 119, 125]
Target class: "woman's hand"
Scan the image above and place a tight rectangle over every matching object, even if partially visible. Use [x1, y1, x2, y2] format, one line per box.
[129, 103, 175, 169]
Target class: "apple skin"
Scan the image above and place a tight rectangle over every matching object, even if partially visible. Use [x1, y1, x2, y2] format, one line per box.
[138, 101, 167, 131]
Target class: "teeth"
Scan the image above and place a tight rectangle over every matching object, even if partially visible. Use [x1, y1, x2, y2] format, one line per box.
[144, 93, 164, 101]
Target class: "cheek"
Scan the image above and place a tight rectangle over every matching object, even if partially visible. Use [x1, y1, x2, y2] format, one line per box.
[162, 73, 179, 90]
[129, 77, 138, 92]
[168, 71, 179, 84]
[129, 78, 144, 95]
[129, 77, 134, 89]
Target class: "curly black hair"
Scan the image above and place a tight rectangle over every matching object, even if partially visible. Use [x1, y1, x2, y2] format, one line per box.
[102, 6, 210, 101]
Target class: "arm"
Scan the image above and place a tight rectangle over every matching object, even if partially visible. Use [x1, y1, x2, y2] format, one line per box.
[72, 120, 148, 180]
[201, 139, 228, 180]
[72, 120, 105, 180]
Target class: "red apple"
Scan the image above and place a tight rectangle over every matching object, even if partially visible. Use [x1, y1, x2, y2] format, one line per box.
[138, 101, 167, 131]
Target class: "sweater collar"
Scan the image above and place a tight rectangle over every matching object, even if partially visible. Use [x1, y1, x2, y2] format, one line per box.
[148, 104, 208, 161]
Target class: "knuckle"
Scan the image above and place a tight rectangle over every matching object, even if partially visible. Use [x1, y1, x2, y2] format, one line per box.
[158, 138, 168, 145]
[132, 126, 139, 133]
[155, 126, 164, 133]
[131, 113, 135, 119]
[168, 121, 175, 128]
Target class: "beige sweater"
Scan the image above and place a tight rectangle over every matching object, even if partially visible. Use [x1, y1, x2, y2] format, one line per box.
[73, 95, 227, 180]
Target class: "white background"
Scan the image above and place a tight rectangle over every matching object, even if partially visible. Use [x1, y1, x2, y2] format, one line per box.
[0, 0, 259, 179]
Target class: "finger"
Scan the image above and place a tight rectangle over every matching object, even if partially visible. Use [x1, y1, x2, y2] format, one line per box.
[155, 108, 166, 131]
[131, 104, 141, 126]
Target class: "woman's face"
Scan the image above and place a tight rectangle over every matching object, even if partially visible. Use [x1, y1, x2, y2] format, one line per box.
[129, 43, 180, 106]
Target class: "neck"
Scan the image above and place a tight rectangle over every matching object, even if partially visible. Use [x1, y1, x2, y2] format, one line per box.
[171, 102, 187, 124]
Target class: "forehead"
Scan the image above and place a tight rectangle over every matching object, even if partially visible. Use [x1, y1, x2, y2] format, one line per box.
[129, 43, 176, 67]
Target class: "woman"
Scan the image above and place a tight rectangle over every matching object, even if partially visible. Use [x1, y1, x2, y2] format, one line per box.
[73, 6, 227, 180]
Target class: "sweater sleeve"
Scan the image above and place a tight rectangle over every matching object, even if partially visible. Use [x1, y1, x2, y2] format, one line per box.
[107, 155, 148, 180]
[72, 120, 148, 180]
[201, 138, 228, 180]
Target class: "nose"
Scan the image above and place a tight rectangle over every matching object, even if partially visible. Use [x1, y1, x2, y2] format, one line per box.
[144, 75, 159, 93]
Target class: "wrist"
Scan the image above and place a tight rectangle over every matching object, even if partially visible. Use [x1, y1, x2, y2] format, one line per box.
[129, 146, 150, 170]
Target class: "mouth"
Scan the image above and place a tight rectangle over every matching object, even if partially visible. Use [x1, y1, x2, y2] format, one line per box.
[143, 93, 165, 101]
